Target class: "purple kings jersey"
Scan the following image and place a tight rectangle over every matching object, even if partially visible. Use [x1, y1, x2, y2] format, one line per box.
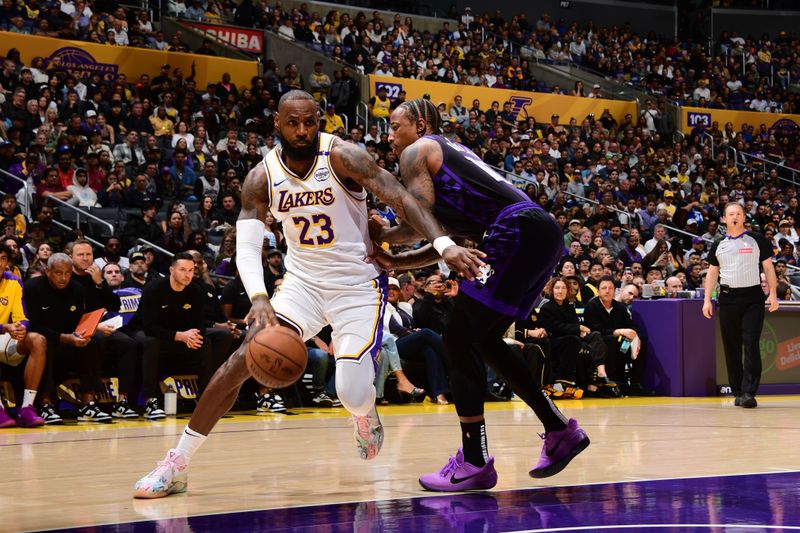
[424, 135, 532, 240]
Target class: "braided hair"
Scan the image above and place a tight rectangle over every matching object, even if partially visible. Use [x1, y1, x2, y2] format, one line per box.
[398, 98, 442, 137]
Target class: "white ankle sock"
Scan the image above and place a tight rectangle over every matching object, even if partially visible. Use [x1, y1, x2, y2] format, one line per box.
[175, 426, 207, 464]
[22, 389, 37, 408]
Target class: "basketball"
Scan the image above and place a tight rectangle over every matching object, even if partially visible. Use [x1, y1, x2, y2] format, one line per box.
[245, 326, 308, 388]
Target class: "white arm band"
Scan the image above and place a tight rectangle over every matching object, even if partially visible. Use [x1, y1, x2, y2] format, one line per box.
[432, 236, 457, 256]
[236, 219, 269, 301]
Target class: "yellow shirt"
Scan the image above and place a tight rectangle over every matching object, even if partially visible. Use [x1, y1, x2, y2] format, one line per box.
[0, 272, 28, 326]
[370, 96, 391, 118]
[323, 112, 345, 133]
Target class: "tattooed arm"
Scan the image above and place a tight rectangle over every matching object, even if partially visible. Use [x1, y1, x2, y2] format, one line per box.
[332, 138, 443, 242]
[331, 138, 485, 278]
[236, 164, 278, 327]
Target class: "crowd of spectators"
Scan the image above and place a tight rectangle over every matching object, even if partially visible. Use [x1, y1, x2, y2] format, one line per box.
[2, 0, 800, 422]
[247, 2, 800, 115]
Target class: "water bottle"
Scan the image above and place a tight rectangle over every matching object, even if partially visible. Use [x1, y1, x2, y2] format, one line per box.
[164, 384, 177, 416]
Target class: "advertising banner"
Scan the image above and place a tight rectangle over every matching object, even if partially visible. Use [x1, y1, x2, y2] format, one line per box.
[682, 106, 800, 135]
[716, 308, 800, 386]
[9, 33, 258, 89]
[183, 21, 264, 54]
[368, 75, 637, 125]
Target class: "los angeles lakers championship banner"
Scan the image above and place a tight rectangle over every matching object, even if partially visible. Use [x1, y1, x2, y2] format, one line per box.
[369, 75, 637, 125]
[9, 33, 258, 89]
[683, 105, 800, 135]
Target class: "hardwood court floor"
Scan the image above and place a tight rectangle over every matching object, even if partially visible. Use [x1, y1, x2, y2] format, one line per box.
[2, 396, 800, 532]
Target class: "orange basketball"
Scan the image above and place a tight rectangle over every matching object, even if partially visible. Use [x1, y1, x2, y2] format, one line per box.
[245, 326, 308, 389]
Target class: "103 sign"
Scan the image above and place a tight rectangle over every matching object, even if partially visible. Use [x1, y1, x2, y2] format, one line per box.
[687, 112, 711, 128]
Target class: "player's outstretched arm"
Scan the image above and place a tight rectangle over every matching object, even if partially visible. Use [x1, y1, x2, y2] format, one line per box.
[237, 165, 278, 327]
[333, 141, 484, 279]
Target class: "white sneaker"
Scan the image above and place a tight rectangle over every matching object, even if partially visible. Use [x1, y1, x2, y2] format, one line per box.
[143, 398, 166, 420]
[353, 408, 383, 460]
[256, 392, 287, 413]
[77, 401, 112, 423]
[133, 449, 188, 499]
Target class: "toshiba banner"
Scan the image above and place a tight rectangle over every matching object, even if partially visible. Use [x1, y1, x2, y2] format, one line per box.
[183, 21, 264, 54]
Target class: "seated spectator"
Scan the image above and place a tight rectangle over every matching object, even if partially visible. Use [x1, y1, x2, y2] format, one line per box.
[66, 168, 99, 207]
[412, 273, 455, 334]
[94, 236, 129, 271]
[0, 194, 26, 238]
[97, 172, 126, 207]
[26, 253, 111, 422]
[161, 208, 190, 254]
[0, 242, 47, 428]
[386, 277, 449, 404]
[34, 204, 67, 252]
[128, 253, 216, 416]
[584, 277, 653, 396]
[189, 195, 219, 234]
[538, 277, 616, 398]
[123, 250, 155, 289]
[122, 201, 163, 251]
[69, 240, 141, 419]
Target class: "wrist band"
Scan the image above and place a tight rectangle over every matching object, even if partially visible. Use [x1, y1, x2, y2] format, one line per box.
[433, 236, 456, 256]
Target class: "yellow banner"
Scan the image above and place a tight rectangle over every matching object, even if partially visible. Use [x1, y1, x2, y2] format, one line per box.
[9, 33, 258, 90]
[682, 106, 800, 134]
[369, 75, 637, 126]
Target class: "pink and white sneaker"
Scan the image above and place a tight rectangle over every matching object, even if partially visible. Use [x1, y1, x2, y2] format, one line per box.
[133, 449, 189, 499]
[353, 408, 384, 460]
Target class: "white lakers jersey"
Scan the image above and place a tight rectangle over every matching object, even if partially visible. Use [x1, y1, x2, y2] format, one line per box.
[263, 132, 380, 286]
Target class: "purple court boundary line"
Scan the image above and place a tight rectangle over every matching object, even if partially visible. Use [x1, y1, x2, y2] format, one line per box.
[31, 469, 800, 533]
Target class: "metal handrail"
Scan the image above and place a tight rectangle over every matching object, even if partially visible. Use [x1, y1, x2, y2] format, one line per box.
[51, 219, 104, 248]
[41, 194, 115, 236]
[136, 238, 174, 258]
[0, 168, 33, 219]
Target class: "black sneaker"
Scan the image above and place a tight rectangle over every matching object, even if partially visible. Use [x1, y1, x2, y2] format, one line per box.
[77, 401, 112, 423]
[256, 392, 287, 413]
[144, 398, 166, 420]
[39, 403, 64, 425]
[111, 399, 139, 419]
[739, 393, 757, 408]
[311, 391, 335, 407]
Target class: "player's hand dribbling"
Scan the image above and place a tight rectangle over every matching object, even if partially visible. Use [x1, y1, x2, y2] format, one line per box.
[247, 294, 279, 328]
[441, 245, 486, 280]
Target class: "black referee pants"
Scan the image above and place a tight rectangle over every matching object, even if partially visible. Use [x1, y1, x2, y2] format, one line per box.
[718, 297, 765, 397]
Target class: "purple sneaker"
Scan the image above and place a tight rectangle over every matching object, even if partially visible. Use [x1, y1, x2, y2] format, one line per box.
[0, 407, 15, 428]
[419, 449, 498, 492]
[530, 418, 590, 479]
[17, 405, 45, 428]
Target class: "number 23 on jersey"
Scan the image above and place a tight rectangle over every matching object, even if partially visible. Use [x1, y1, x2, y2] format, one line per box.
[292, 214, 335, 247]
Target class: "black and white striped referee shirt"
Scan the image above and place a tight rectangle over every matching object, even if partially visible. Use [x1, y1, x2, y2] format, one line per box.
[707, 232, 773, 288]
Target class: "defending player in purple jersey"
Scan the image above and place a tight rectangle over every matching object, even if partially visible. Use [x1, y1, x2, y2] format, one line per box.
[372, 98, 590, 492]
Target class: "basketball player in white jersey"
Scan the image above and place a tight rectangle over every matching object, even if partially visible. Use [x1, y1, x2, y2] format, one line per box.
[133, 90, 483, 498]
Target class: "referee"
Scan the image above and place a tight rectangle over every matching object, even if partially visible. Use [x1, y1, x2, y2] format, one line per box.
[703, 202, 779, 408]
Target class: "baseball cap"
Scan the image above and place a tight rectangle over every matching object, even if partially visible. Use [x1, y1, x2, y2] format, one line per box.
[593, 84, 601, 89]
[130, 251, 146, 263]
[520, 134, 531, 140]
[569, 219, 581, 226]
[686, 218, 698, 225]
[266, 248, 282, 257]
[551, 113, 559, 119]
[692, 237, 704, 244]
[664, 191, 674, 198]
[387, 277, 400, 289]
[779, 219, 792, 227]
[85, 110, 97, 118]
